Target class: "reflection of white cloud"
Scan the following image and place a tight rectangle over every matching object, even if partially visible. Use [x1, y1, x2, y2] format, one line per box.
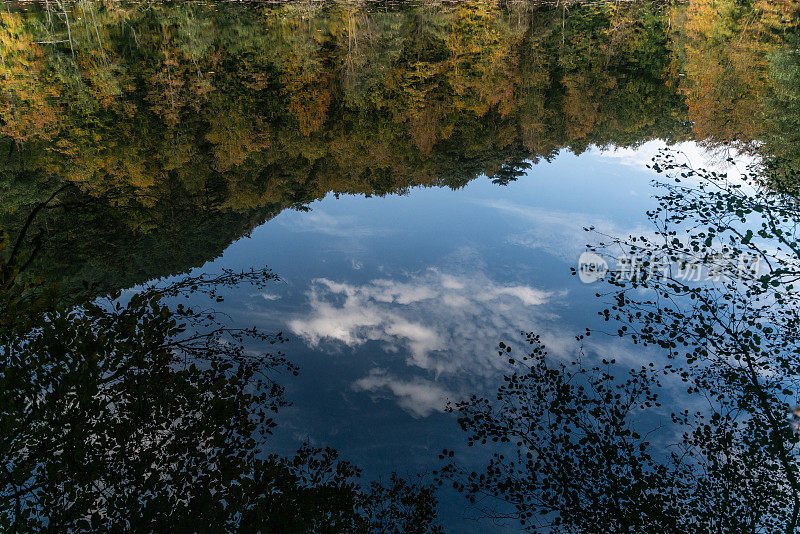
[279, 209, 380, 238]
[480, 200, 651, 262]
[353, 369, 451, 418]
[288, 269, 561, 376]
[485, 141, 762, 268]
[260, 293, 281, 301]
[487, 285, 551, 306]
[590, 140, 761, 181]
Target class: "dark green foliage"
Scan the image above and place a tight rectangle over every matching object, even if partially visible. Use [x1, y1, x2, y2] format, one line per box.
[0, 232, 442, 532]
[439, 152, 800, 532]
[0, 0, 691, 293]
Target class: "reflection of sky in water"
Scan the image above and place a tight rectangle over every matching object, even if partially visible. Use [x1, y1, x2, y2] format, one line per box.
[186, 141, 751, 531]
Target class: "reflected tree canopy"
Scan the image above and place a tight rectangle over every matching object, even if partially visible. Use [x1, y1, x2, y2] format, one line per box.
[0, 228, 442, 532]
[3, 0, 800, 531]
[0, 0, 798, 291]
[439, 152, 800, 532]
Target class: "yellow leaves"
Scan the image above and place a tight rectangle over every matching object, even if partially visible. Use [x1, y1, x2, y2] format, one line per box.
[0, 14, 61, 143]
[439, 2, 519, 118]
[561, 75, 601, 142]
[754, 0, 800, 32]
[408, 105, 442, 155]
[287, 80, 332, 137]
[279, 57, 332, 137]
[1, 0, 796, 224]
[676, 0, 785, 143]
[146, 55, 187, 127]
[206, 113, 273, 171]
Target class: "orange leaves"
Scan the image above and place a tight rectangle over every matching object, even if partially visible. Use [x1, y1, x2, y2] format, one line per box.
[0, 14, 60, 143]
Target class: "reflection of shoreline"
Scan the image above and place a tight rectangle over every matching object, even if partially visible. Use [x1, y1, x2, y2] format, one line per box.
[5, 0, 794, 295]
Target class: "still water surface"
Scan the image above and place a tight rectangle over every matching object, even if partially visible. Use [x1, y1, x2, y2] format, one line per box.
[175, 142, 741, 529]
[2, 0, 799, 530]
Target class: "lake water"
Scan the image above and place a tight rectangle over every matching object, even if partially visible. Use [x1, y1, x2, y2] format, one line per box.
[138, 140, 752, 530]
[2, 1, 799, 531]
[200, 142, 706, 530]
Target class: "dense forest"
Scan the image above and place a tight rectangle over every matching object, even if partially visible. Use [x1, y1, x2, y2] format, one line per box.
[0, 0, 798, 287]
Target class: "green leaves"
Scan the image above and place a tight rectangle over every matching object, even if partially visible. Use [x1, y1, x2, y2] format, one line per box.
[1, 231, 443, 532]
[443, 149, 800, 532]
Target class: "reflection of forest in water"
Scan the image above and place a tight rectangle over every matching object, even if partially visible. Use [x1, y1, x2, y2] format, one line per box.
[1, 0, 798, 289]
[4, 1, 800, 532]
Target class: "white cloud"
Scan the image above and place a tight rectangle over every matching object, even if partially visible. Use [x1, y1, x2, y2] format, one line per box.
[279, 209, 381, 238]
[352, 369, 452, 418]
[479, 200, 652, 263]
[488, 285, 551, 306]
[590, 140, 761, 182]
[288, 269, 564, 379]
